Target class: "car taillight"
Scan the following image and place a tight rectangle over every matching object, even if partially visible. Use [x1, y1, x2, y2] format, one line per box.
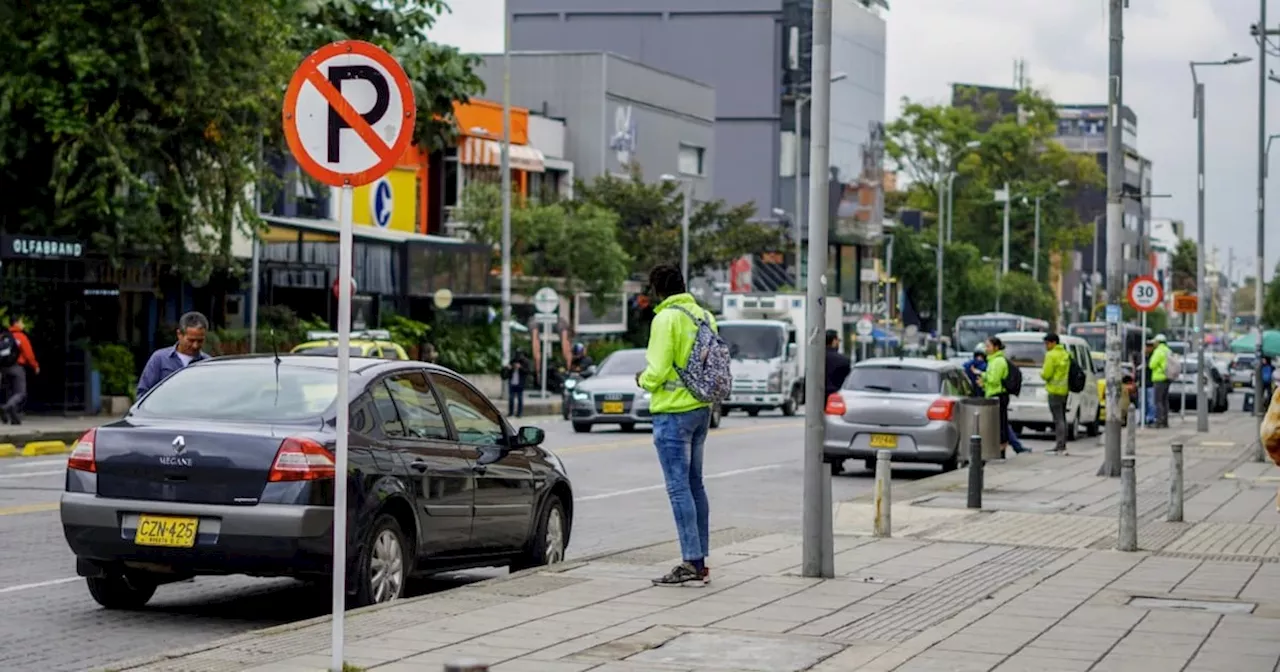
[67, 428, 97, 472]
[825, 393, 847, 416]
[268, 437, 336, 482]
[927, 398, 956, 421]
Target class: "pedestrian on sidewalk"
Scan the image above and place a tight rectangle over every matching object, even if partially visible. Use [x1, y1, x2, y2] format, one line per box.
[824, 329, 851, 397]
[1150, 334, 1172, 428]
[637, 264, 716, 587]
[1041, 333, 1070, 453]
[1262, 356, 1274, 410]
[1141, 342, 1156, 426]
[501, 349, 529, 418]
[0, 317, 39, 425]
[137, 311, 209, 399]
[962, 346, 986, 394]
[981, 337, 1028, 455]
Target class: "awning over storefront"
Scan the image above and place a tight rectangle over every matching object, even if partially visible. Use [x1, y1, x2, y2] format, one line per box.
[459, 136, 545, 173]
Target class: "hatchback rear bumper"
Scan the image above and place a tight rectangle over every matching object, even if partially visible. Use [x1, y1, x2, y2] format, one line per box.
[822, 418, 958, 465]
[61, 493, 333, 578]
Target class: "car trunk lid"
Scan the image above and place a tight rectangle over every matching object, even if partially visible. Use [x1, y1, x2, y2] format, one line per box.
[93, 419, 303, 505]
[839, 390, 937, 427]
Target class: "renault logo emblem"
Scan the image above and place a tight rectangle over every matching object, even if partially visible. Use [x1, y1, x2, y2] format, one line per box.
[172, 435, 186, 454]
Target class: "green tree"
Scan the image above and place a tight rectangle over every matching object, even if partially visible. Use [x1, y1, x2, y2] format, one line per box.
[884, 88, 1105, 280]
[574, 166, 785, 277]
[996, 271, 1056, 321]
[1264, 262, 1280, 328]
[1170, 239, 1198, 293]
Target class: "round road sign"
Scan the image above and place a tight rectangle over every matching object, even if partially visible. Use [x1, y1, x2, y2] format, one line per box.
[855, 318, 874, 337]
[433, 288, 453, 309]
[332, 277, 357, 299]
[533, 287, 559, 313]
[1127, 275, 1162, 313]
[282, 40, 416, 188]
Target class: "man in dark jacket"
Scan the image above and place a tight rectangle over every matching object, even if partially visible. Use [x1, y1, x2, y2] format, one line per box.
[824, 330, 851, 398]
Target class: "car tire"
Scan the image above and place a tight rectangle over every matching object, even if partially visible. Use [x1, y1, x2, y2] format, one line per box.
[1067, 410, 1080, 441]
[941, 452, 959, 473]
[572, 422, 591, 433]
[620, 423, 636, 433]
[709, 405, 721, 429]
[86, 573, 157, 610]
[864, 458, 875, 472]
[747, 409, 760, 417]
[1087, 406, 1100, 437]
[782, 389, 797, 416]
[352, 514, 409, 608]
[513, 496, 568, 571]
[829, 459, 844, 476]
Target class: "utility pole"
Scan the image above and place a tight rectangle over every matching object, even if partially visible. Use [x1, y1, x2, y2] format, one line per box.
[1256, 1, 1271, 455]
[801, 0, 834, 579]
[499, 2, 514, 367]
[1001, 181, 1011, 275]
[1099, 0, 1124, 478]
[1032, 196, 1041, 281]
[1195, 77, 1209, 433]
[1227, 248, 1235, 333]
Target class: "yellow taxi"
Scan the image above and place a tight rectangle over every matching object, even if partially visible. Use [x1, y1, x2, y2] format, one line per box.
[1092, 352, 1136, 423]
[290, 329, 409, 360]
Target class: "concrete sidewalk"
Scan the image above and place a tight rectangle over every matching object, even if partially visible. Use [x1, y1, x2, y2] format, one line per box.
[107, 415, 1279, 672]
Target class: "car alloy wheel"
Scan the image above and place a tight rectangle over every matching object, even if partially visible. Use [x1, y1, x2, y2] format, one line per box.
[369, 528, 405, 604]
[544, 505, 566, 564]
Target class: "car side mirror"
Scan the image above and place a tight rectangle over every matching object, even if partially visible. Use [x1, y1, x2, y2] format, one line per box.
[515, 426, 545, 448]
[786, 343, 798, 360]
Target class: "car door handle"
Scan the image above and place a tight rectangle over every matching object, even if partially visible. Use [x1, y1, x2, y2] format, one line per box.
[410, 459, 429, 472]
[472, 464, 488, 475]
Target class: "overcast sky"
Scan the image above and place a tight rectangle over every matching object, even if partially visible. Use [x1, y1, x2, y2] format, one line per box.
[429, 0, 1279, 281]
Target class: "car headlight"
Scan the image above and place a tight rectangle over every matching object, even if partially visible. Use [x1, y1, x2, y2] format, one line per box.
[572, 391, 589, 401]
[642, 391, 652, 401]
[565, 379, 577, 390]
[768, 371, 782, 392]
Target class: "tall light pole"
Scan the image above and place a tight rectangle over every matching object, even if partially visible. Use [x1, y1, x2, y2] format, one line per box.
[943, 140, 981, 244]
[793, 72, 847, 283]
[499, 1, 513, 366]
[1032, 179, 1071, 282]
[937, 141, 981, 355]
[1099, 0, 1124, 478]
[662, 174, 694, 286]
[1192, 54, 1252, 434]
[801, 0, 834, 580]
[998, 182, 1011, 275]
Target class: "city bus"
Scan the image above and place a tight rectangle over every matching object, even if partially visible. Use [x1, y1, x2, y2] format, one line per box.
[1066, 322, 1151, 363]
[953, 312, 1050, 354]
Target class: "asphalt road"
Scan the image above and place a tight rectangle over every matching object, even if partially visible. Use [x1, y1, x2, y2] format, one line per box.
[0, 407, 1065, 671]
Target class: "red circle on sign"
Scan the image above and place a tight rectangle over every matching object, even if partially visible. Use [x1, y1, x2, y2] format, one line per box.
[1126, 275, 1163, 312]
[333, 277, 357, 299]
[282, 40, 417, 188]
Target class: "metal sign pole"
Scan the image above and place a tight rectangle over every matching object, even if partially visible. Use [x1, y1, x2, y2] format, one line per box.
[332, 184, 353, 672]
[540, 327, 549, 399]
[1140, 311, 1147, 428]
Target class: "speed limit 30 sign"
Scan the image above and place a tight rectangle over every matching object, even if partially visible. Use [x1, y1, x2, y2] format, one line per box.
[1127, 275, 1163, 313]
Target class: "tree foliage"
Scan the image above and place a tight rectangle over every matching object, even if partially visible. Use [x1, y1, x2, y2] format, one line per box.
[883, 87, 1105, 284]
[1264, 262, 1280, 329]
[0, 0, 482, 281]
[1169, 239, 1198, 293]
[573, 165, 786, 277]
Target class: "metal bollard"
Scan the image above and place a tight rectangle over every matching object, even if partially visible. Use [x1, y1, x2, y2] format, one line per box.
[1117, 453, 1138, 551]
[444, 661, 489, 672]
[1168, 443, 1184, 522]
[966, 433, 983, 509]
[873, 449, 892, 537]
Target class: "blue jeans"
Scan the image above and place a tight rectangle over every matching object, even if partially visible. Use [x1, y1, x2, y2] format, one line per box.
[1007, 423, 1026, 452]
[1144, 387, 1156, 425]
[652, 406, 711, 564]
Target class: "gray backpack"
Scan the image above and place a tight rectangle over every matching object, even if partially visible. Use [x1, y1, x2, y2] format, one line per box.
[667, 305, 732, 403]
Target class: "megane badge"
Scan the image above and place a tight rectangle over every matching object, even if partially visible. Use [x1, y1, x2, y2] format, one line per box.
[172, 435, 186, 454]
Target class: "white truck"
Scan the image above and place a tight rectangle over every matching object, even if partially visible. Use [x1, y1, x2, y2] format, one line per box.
[718, 293, 843, 416]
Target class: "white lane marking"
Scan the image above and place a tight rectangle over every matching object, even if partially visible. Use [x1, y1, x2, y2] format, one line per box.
[0, 469, 63, 479]
[0, 577, 79, 595]
[1, 458, 66, 470]
[577, 463, 786, 502]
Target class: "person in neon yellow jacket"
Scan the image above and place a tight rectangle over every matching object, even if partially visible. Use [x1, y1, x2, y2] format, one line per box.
[1040, 333, 1071, 452]
[636, 265, 715, 586]
[1149, 334, 1171, 428]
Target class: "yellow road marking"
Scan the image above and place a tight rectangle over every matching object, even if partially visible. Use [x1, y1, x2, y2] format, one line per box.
[555, 420, 799, 456]
[0, 502, 58, 516]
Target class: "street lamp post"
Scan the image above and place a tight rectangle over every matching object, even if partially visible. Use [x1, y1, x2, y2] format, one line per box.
[792, 72, 848, 283]
[1031, 179, 1071, 282]
[1259, 9, 1275, 456]
[935, 141, 980, 356]
[1192, 54, 1252, 434]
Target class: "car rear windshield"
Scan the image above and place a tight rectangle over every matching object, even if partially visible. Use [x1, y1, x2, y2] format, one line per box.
[295, 346, 364, 357]
[1233, 356, 1256, 369]
[843, 366, 940, 394]
[1003, 341, 1047, 367]
[134, 364, 339, 421]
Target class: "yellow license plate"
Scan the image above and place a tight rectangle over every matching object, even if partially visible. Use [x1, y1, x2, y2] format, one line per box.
[134, 515, 198, 548]
[601, 401, 625, 414]
[869, 434, 898, 449]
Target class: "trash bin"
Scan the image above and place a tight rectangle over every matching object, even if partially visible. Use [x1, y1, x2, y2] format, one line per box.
[957, 397, 1002, 462]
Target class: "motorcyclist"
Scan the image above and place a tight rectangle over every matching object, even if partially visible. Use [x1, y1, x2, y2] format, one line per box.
[569, 342, 594, 374]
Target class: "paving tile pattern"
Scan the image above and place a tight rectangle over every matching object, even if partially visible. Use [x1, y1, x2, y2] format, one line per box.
[918, 512, 1116, 549]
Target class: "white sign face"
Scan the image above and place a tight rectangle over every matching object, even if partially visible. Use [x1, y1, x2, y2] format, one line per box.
[534, 286, 560, 313]
[283, 41, 415, 188]
[1128, 277, 1162, 312]
[855, 318, 874, 337]
[371, 177, 393, 228]
[433, 288, 453, 309]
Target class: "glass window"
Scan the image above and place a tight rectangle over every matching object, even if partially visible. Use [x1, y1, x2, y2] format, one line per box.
[843, 366, 940, 394]
[719, 324, 785, 360]
[1002, 342, 1047, 367]
[430, 374, 505, 446]
[678, 144, 705, 176]
[134, 362, 337, 421]
[381, 373, 450, 440]
[596, 350, 648, 376]
[350, 392, 377, 437]
[295, 346, 364, 357]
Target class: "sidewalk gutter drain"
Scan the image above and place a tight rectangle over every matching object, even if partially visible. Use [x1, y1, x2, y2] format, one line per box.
[1127, 597, 1256, 614]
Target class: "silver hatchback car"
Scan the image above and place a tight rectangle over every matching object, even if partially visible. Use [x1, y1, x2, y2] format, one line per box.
[823, 358, 975, 474]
